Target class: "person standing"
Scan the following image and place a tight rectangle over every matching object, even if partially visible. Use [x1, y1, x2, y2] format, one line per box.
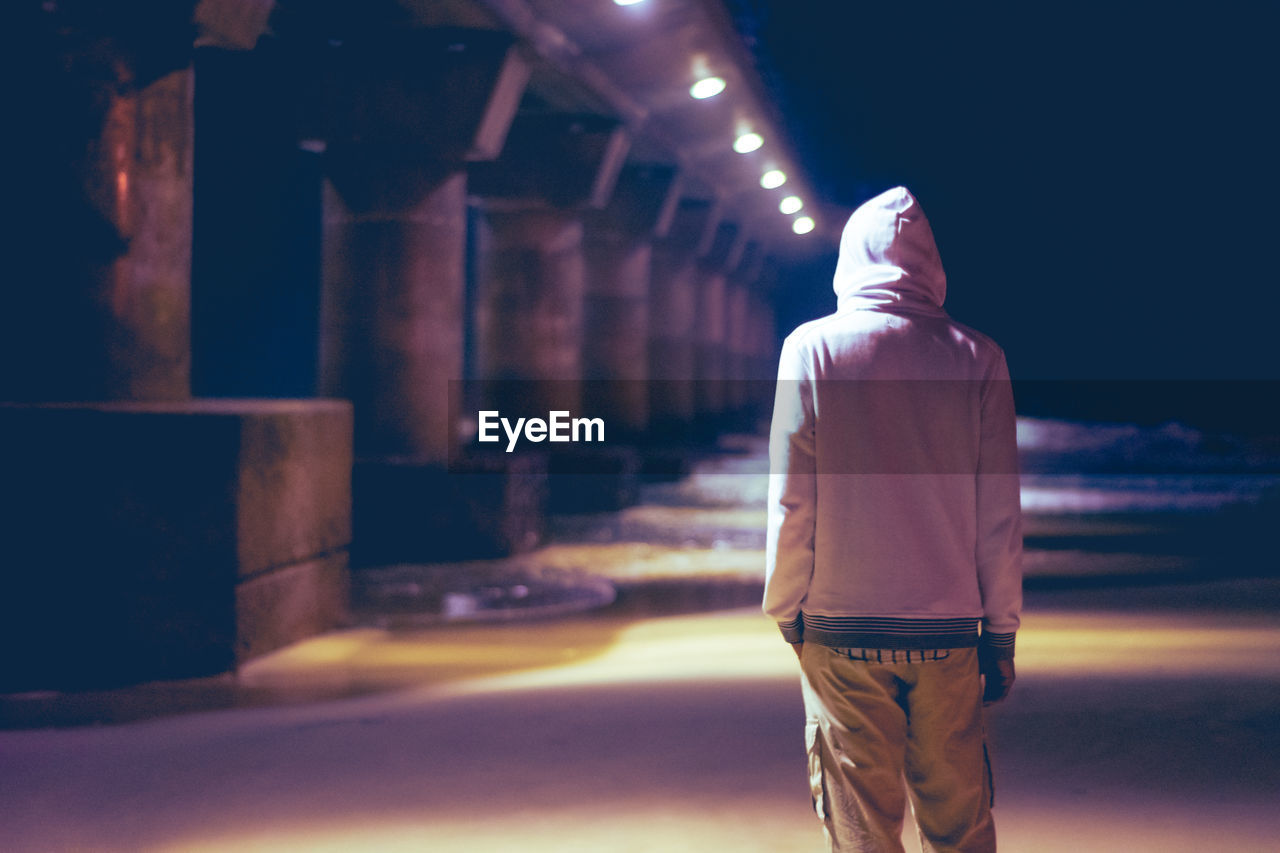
[765, 187, 1022, 852]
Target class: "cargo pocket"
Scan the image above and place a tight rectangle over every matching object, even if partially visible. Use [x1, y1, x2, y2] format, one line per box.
[805, 716, 829, 824]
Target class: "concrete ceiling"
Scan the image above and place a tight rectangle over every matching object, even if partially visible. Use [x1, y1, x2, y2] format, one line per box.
[399, 0, 842, 255]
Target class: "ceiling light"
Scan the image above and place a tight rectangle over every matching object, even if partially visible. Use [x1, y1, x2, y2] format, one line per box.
[733, 132, 763, 153]
[760, 169, 787, 189]
[779, 195, 803, 214]
[690, 77, 726, 99]
[793, 216, 816, 235]
[613, 0, 645, 5]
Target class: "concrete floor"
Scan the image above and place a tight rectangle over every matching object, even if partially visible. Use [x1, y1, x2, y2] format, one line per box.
[3, 578, 1279, 852]
[4, 443, 1278, 851]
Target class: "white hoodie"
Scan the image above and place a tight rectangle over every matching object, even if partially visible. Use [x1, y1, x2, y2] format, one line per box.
[764, 187, 1022, 657]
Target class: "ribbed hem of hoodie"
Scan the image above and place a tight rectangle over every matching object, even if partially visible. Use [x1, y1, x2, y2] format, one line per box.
[979, 630, 1017, 660]
[777, 615, 804, 644]
[798, 614, 980, 651]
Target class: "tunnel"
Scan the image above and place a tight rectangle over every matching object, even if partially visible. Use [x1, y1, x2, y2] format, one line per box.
[1, 0, 839, 690]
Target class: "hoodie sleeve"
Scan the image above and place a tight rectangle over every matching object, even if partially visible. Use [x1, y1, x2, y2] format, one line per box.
[764, 334, 817, 643]
[975, 350, 1023, 659]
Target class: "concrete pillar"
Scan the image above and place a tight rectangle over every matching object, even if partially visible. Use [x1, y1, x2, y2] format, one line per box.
[649, 244, 700, 428]
[314, 28, 538, 564]
[473, 208, 587, 416]
[4, 6, 352, 687]
[323, 175, 548, 567]
[649, 199, 720, 434]
[468, 113, 630, 421]
[467, 117, 640, 513]
[7, 29, 194, 403]
[583, 225, 651, 434]
[747, 294, 773, 379]
[579, 165, 680, 437]
[748, 264, 781, 415]
[694, 267, 729, 418]
[94, 70, 195, 401]
[724, 278, 750, 414]
[318, 28, 527, 466]
[693, 221, 742, 420]
[723, 241, 765, 420]
[321, 169, 466, 463]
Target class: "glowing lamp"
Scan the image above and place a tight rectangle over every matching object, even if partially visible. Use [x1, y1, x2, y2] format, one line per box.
[613, 0, 645, 5]
[760, 169, 787, 189]
[793, 216, 816, 235]
[779, 195, 803, 214]
[690, 77, 726, 99]
[733, 132, 763, 153]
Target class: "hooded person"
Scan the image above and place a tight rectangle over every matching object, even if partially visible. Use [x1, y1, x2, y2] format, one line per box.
[765, 187, 1022, 852]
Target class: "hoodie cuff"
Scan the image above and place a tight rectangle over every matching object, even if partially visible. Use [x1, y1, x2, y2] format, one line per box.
[979, 630, 1016, 660]
[778, 614, 804, 644]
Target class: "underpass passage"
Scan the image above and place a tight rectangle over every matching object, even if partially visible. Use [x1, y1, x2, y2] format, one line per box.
[5, 419, 1274, 724]
[8, 0, 803, 694]
[0, 436, 773, 728]
[5, 427, 1280, 851]
[2, 584, 1279, 852]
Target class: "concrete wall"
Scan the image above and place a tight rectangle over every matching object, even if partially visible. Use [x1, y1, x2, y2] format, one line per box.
[0, 400, 352, 690]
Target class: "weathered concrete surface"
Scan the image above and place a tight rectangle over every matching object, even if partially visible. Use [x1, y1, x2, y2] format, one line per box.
[469, 114, 629, 210]
[473, 209, 586, 415]
[748, 291, 777, 383]
[583, 218, 651, 436]
[322, 172, 467, 463]
[648, 200, 717, 434]
[0, 400, 352, 690]
[236, 405, 354, 576]
[648, 243, 699, 430]
[723, 279, 749, 412]
[693, 267, 728, 417]
[6, 63, 194, 403]
[96, 67, 195, 401]
[235, 551, 349, 663]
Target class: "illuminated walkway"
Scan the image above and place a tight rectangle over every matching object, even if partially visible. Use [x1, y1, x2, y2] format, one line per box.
[4, 440, 1279, 851]
[3, 576, 1280, 852]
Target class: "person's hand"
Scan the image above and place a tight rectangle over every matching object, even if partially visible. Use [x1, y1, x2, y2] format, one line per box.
[791, 641, 804, 660]
[981, 657, 1015, 705]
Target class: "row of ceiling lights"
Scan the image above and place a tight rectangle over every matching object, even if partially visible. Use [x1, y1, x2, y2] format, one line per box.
[614, 0, 815, 236]
[731, 127, 815, 235]
[728, 114, 815, 235]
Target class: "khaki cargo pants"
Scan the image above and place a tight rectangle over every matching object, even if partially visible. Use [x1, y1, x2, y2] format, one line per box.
[799, 643, 996, 853]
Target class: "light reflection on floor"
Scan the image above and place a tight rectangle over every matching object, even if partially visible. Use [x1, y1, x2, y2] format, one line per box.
[5, 429, 1279, 851]
[242, 605, 1280, 698]
[4, 599, 1279, 852]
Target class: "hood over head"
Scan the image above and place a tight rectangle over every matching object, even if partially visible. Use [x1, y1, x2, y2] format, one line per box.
[833, 186, 946, 314]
